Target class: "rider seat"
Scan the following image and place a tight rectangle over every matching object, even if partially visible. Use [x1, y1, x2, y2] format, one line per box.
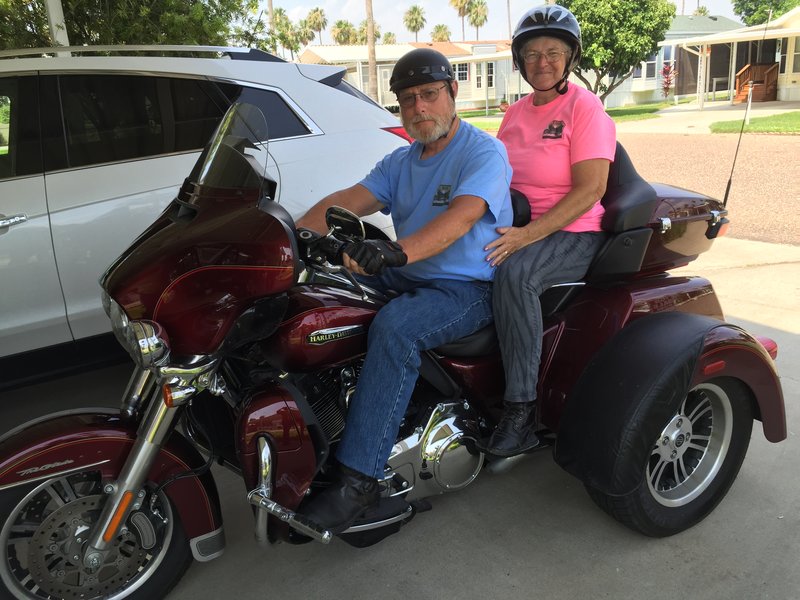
[435, 142, 658, 358]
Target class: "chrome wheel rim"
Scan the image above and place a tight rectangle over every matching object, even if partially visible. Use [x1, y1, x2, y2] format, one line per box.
[647, 382, 733, 507]
[1, 470, 173, 600]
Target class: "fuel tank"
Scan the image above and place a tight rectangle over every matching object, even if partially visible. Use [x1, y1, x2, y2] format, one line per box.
[259, 285, 382, 372]
[640, 183, 726, 274]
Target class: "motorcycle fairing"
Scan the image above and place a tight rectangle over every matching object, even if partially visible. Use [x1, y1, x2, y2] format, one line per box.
[554, 311, 785, 495]
[0, 409, 223, 549]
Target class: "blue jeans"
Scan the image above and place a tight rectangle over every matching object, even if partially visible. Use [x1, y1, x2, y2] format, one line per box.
[336, 270, 494, 479]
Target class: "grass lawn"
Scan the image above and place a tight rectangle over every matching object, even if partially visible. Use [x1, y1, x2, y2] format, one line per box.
[710, 111, 800, 134]
[0, 146, 8, 156]
[466, 118, 503, 131]
[606, 102, 677, 122]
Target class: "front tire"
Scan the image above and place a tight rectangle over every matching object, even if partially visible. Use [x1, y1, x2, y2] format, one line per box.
[0, 469, 192, 599]
[587, 377, 754, 537]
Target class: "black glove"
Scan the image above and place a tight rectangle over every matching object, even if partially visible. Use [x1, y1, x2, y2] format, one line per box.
[344, 240, 408, 275]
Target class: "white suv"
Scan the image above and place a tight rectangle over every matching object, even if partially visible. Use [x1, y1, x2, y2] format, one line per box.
[0, 46, 407, 377]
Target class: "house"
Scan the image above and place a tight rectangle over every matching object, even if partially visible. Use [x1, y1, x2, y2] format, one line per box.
[299, 41, 521, 111]
[601, 15, 741, 108]
[662, 6, 800, 107]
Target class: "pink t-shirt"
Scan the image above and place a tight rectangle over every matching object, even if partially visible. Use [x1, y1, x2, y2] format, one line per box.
[497, 84, 616, 232]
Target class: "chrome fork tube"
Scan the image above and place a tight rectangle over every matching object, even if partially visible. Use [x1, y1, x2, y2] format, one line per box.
[83, 383, 182, 567]
[121, 367, 156, 421]
[253, 437, 273, 547]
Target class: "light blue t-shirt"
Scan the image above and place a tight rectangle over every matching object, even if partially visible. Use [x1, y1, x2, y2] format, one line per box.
[360, 120, 513, 282]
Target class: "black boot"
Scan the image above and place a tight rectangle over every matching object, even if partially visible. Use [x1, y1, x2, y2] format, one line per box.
[301, 465, 379, 534]
[485, 401, 540, 457]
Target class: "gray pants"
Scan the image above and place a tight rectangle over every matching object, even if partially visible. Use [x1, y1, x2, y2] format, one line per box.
[493, 230, 606, 403]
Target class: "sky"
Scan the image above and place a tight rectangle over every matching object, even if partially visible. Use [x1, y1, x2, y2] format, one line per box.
[268, 0, 741, 45]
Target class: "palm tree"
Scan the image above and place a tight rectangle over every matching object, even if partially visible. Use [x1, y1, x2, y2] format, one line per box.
[331, 19, 356, 45]
[297, 19, 315, 48]
[358, 19, 381, 44]
[383, 32, 396, 44]
[449, 0, 473, 41]
[468, 0, 488, 40]
[307, 7, 327, 44]
[431, 24, 451, 42]
[694, 6, 710, 16]
[403, 5, 426, 43]
[506, 0, 512, 39]
[366, 0, 378, 102]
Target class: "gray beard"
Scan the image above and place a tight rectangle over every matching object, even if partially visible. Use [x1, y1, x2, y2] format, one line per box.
[402, 111, 455, 144]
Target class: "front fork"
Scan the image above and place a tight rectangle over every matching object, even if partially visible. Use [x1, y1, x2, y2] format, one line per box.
[81, 367, 190, 569]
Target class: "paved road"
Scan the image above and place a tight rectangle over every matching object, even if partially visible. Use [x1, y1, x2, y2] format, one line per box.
[617, 132, 800, 246]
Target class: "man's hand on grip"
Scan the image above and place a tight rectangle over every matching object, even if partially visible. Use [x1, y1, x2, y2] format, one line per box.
[344, 240, 408, 275]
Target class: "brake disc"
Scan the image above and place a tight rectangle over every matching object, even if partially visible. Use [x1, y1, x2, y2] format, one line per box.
[28, 494, 148, 599]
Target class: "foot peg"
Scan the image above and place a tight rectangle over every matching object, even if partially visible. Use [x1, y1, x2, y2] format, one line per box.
[248, 490, 333, 544]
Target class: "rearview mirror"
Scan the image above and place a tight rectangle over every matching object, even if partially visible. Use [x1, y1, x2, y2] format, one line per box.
[325, 206, 365, 241]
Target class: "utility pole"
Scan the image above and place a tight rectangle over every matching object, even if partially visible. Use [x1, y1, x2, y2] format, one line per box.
[45, 0, 70, 46]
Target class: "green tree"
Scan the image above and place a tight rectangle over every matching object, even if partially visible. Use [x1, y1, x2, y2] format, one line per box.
[694, 5, 710, 15]
[431, 24, 452, 42]
[297, 19, 315, 47]
[732, 0, 800, 25]
[468, 0, 488, 40]
[358, 19, 381, 44]
[331, 19, 356, 44]
[404, 4, 426, 42]
[383, 32, 397, 44]
[558, 0, 674, 102]
[307, 7, 327, 44]
[0, 0, 257, 50]
[449, 0, 473, 41]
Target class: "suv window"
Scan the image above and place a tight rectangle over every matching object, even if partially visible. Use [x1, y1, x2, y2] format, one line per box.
[0, 76, 42, 180]
[218, 83, 311, 139]
[60, 75, 165, 168]
[56, 74, 312, 170]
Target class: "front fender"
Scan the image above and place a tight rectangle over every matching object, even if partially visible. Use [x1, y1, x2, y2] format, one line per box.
[0, 408, 223, 558]
[554, 312, 785, 495]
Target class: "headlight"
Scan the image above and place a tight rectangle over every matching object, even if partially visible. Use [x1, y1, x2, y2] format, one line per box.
[102, 292, 170, 367]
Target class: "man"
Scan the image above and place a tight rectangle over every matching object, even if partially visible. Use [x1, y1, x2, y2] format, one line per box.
[297, 48, 513, 534]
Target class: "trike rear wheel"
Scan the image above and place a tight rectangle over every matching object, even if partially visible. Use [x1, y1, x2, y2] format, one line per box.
[587, 377, 754, 537]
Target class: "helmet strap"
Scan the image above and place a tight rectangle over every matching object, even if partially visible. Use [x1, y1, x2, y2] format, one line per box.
[531, 72, 570, 95]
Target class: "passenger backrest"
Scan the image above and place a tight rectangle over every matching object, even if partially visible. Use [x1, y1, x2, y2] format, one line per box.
[585, 142, 659, 281]
[599, 142, 658, 233]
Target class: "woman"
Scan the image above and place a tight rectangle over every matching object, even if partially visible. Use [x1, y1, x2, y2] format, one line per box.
[484, 5, 617, 456]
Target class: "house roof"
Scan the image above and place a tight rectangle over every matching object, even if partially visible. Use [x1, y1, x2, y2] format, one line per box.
[662, 6, 800, 47]
[298, 40, 514, 65]
[666, 15, 742, 38]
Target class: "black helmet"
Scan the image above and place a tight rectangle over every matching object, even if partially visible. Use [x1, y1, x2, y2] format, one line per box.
[390, 48, 454, 93]
[511, 5, 582, 76]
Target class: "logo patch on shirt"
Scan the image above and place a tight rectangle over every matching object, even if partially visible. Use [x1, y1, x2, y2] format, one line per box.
[432, 184, 452, 206]
[542, 120, 565, 139]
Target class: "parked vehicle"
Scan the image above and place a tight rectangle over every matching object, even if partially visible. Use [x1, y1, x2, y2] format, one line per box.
[0, 45, 407, 372]
[0, 103, 785, 599]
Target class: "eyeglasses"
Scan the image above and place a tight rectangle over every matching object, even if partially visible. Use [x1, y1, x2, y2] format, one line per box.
[523, 50, 570, 64]
[396, 83, 449, 108]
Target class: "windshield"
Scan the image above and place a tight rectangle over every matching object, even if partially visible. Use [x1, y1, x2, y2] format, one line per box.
[188, 102, 271, 198]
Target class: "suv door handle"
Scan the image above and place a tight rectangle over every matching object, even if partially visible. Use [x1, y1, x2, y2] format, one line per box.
[0, 214, 29, 229]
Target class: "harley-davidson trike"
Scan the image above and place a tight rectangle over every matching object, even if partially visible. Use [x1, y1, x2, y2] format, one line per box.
[0, 103, 786, 599]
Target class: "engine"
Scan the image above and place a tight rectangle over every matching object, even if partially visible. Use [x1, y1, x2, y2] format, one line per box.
[296, 368, 484, 499]
[387, 402, 484, 499]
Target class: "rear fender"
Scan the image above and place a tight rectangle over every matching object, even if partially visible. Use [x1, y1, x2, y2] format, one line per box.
[554, 312, 785, 495]
[0, 408, 223, 560]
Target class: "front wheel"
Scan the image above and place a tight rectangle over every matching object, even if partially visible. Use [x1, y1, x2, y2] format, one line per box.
[587, 377, 754, 537]
[0, 469, 192, 599]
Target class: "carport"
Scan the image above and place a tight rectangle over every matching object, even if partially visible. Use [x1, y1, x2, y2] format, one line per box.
[661, 6, 800, 110]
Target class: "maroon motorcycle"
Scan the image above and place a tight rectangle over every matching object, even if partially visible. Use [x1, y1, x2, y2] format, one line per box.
[0, 103, 785, 599]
